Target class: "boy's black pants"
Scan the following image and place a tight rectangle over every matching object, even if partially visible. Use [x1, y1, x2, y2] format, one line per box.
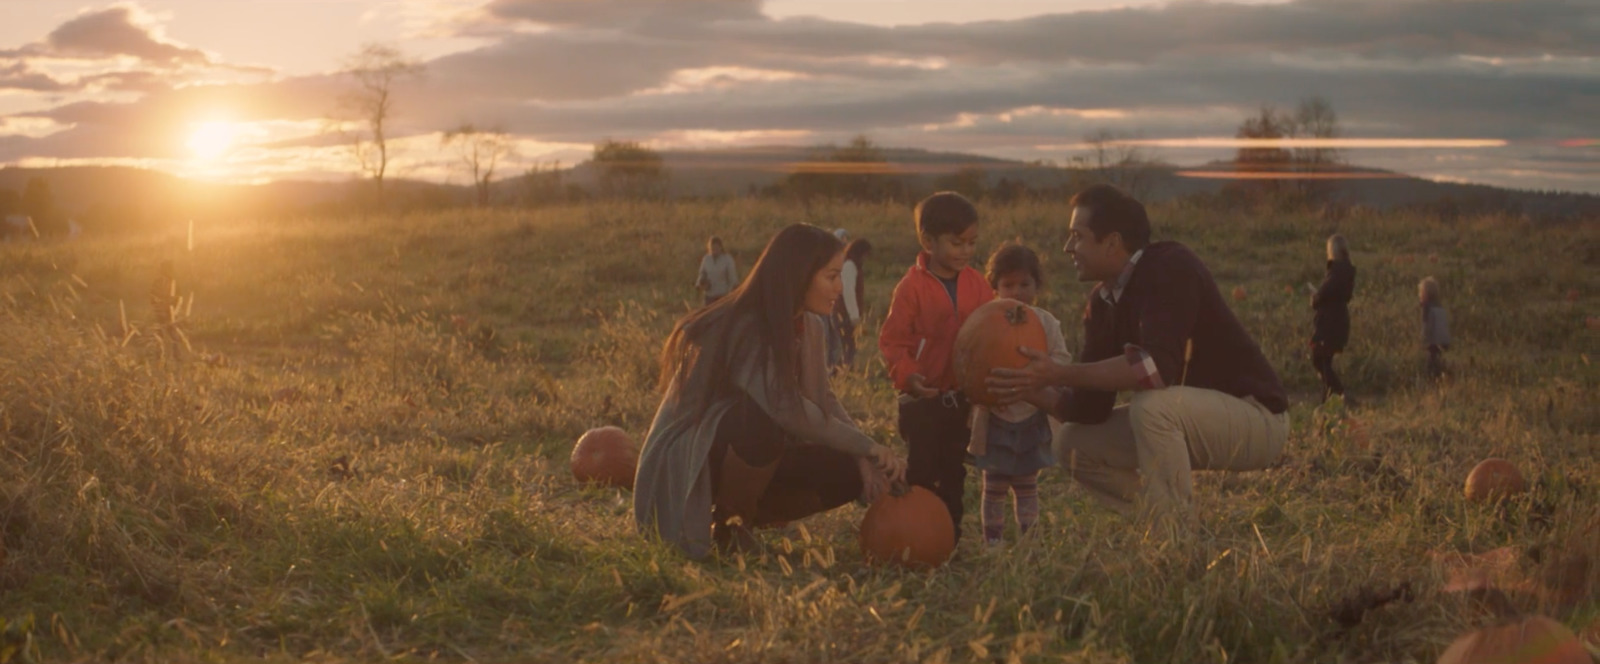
[899, 392, 971, 543]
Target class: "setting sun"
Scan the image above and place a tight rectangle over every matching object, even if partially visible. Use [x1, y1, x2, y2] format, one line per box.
[187, 121, 237, 160]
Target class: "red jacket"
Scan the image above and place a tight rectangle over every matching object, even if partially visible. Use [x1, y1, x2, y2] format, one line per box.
[878, 252, 995, 393]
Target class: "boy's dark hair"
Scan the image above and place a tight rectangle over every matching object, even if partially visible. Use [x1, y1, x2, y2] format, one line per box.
[915, 191, 979, 240]
[706, 235, 723, 253]
[985, 242, 1043, 289]
[1068, 184, 1150, 252]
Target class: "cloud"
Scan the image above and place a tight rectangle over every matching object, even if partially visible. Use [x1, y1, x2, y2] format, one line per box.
[1, 0, 1596, 192]
[34, 5, 211, 66]
[480, 0, 763, 28]
[0, 4, 278, 98]
[0, 61, 72, 92]
[472, 0, 1600, 66]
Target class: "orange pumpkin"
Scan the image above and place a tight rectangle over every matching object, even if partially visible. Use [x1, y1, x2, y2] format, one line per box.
[1437, 615, 1589, 664]
[859, 484, 955, 569]
[953, 299, 1049, 407]
[571, 426, 637, 490]
[1232, 286, 1248, 301]
[1564, 289, 1578, 303]
[1464, 459, 1526, 503]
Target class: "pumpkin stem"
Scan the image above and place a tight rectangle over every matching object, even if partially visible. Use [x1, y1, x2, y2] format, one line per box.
[1003, 304, 1028, 326]
[888, 480, 910, 497]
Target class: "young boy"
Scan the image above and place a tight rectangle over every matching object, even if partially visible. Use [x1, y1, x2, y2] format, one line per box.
[879, 192, 994, 543]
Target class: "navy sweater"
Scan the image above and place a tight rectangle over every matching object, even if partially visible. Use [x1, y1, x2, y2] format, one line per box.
[1055, 241, 1289, 424]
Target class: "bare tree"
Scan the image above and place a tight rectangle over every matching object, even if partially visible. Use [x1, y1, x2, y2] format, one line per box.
[1230, 97, 1345, 203]
[1079, 129, 1162, 200]
[1233, 105, 1294, 197]
[442, 123, 514, 207]
[1292, 95, 1341, 166]
[1235, 105, 1293, 169]
[1291, 95, 1343, 200]
[338, 44, 423, 208]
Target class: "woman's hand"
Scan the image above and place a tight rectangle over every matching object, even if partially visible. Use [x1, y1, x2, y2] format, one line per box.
[858, 444, 907, 504]
[986, 347, 1063, 403]
[869, 443, 907, 484]
[857, 456, 888, 505]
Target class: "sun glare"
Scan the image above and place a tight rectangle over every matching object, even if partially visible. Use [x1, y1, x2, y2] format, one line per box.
[187, 122, 237, 160]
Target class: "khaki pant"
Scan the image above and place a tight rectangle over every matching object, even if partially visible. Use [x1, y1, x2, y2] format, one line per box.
[1053, 387, 1288, 516]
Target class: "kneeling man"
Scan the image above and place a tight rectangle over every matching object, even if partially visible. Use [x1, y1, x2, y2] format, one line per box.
[991, 184, 1288, 519]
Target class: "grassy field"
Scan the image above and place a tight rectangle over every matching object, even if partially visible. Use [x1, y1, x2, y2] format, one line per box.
[0, 199, 1596, 663]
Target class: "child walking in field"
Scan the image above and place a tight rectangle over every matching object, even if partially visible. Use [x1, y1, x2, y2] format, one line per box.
[968, 244, 1071, 547]
[1309, 234, 1356, 402]
[829, 239, 873, 371]
[1419, 276, 1451, 379]
[879, 192, 995, 543]
[695, 236, 739, 306]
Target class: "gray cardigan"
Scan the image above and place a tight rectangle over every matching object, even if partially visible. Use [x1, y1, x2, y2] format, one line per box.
[633, 312, 876, 558]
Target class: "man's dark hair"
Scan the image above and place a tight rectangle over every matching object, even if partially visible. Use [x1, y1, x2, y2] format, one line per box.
[985, 242, 1043, 290]
[1069, 184, 1150, 252]
[915, 191, 979, 239]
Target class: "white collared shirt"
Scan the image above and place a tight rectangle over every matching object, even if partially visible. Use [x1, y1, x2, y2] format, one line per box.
[1098, 248, 1145, 306]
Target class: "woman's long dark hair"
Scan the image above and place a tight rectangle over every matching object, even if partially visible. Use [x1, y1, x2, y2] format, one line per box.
[660, 224, 844, 411]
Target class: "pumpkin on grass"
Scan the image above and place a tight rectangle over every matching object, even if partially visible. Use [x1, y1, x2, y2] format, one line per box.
[1437, 615, 1589, 664]
[571, 426, 638, 490]
[1465, 459, 1527, 503]
[859, 483, 954, 569]
[953, 299, 1049, 407]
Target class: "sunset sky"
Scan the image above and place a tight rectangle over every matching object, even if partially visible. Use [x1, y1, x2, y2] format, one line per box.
[2, 0, 1596, 192]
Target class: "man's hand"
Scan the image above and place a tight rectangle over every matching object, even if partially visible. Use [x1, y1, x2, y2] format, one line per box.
[986, 347, 1062, 402]
[905, 374, 940, 399]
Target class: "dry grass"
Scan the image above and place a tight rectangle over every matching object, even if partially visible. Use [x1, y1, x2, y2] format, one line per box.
[0, 200, 1596, 663]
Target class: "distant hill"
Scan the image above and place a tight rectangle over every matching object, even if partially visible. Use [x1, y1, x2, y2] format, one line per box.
[555, 146, 1600, 220]
[4, 145, 1597, 234]
[0, 166, 458, 232]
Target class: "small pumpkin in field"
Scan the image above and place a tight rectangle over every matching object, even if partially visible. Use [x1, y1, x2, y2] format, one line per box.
[953, 299, 1048, 407]
[1232, 286, 1248, 301]
[571, 426, 637, 490]
[1564, 289, 1578, 303]
[1464, 459, 1526, 503]
[1436, 615, 1589, 664]
[860, 483, 954, 569]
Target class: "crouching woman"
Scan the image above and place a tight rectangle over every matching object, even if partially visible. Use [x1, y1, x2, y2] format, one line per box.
[634, 224, 907, 558]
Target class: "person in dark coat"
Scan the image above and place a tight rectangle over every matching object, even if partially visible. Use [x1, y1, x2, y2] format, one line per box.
[1310, 234, 1355, 402]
